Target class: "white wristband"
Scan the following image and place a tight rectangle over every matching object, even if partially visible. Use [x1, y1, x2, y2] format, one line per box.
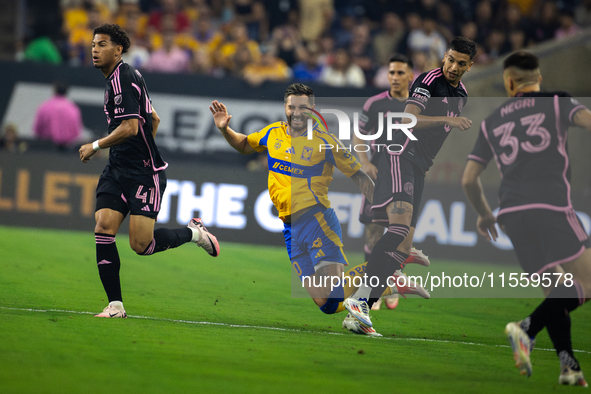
[92, 140, 101, 151]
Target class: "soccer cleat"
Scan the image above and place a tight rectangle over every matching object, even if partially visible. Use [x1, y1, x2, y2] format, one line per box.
[343, 297, 372, 327]
[384, 295, 400, 309]
[95, 301, 127, 318]
[371, 298, 382, 311]
[505, 322, 532, 377]
[389, 270, 430, 299]
[401, 248, 430, 267]
[559, 367, 588, 387]
[188, 218, 220, 257]
[342, 313, 382, 337]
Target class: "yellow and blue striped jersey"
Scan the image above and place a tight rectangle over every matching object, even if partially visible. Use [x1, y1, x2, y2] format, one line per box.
[247, 121, 361, 221]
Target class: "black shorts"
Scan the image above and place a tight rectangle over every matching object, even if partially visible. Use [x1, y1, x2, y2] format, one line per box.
[371, 153, 424, 228]
[95, 165, 167, 219]
[498, 208, 590, 275]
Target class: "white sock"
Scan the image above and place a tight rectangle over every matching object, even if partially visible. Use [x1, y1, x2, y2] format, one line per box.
[189, 227, 201, 242]
[109, 301, 124, 309]
[353, 284, 372, 301]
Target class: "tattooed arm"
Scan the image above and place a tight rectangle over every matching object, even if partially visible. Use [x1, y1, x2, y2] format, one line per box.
[350, 169, 375, 204]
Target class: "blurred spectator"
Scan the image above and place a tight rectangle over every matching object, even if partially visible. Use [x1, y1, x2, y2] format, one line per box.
[299, 0, 334, 43]
[183, 0, 210, 22]
[471, 44, 491, 66]
[320, 48, 365, 88]
[148, 0, 190, 33]
[233, 0, 269, 41]
[508, 29, 527, 52]
[504, 3, 532, 41]
[242, 43, 291, 86]
[145, 29, 191, 73]
[485, 29, 507, 60]
[121, 6, 151, 69]
[372, 12, 405, 66]
[115, 0, 149, 37]
[68, 5, 104, 66]
[459, 22, 478, 46]
[0, 124, 27, 154]
[410, 49, 438, 76]
[263, 0, 298, 32]
[349, 23, 376, 83]
[22, 21, 63, 64]
[555, 9, 582, 40]
[407, 15, 447, 60]
[270, 9, 304, 67]
[533, 1, 559, 43]
[331, 13, 357, 48]
[231, 46, 254, 77]
[364, 0, 398, 27]
[474, 0, 495, 45]
[216, 22, 260, 73]
[397, 12, 422, 57]
[317, 33, 336, 66]
[191, 48, 215, 75]
[33, 81, 82, 152]
[435, 2, 455, 43]
[292, 41, 324, 82]
[575, 0, 591, 27]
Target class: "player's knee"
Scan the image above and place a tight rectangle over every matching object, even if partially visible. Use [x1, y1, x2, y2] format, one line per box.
[130, 238, 151, 254]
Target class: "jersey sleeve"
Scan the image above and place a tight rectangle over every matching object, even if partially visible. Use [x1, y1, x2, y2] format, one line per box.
[467, 121, 494, 166]
[406, 73, 434, 111]
[358, 98, 376, 135]
[113, 68, 141, 121]
[324, 133, 362, 177]
[558, 94, 589, 126]
[246, 127, 271, 153]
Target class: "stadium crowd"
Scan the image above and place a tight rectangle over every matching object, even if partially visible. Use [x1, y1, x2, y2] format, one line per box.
[17, 0, 591, 88]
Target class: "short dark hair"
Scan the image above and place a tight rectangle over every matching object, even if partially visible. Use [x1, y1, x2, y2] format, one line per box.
[54, 81, 68, 96]
[389, 54, 414, 69]
[93, 24, 131, 54]
[503, 51, 539, 70]
[284, 83, 314, 104]
[448, 36, 477, 60]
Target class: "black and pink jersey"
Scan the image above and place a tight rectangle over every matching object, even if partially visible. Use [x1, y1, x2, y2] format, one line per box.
[468, 91, 588, 216]
[103, 61, 167, 174]
[358, 90, 407, 164]
[398, 67, 468, 173]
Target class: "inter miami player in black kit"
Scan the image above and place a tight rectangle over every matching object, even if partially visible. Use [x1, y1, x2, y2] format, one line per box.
[343, 37, 477, 330]
[352, 54, 430, 314]
[463, 51, 591, 386]
[79, 24, 219, 318]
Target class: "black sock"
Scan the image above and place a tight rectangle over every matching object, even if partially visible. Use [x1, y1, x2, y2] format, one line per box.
[522, 284, 581, 338]
[140, 228, 192, 255]
[363, 224, 409, 307]
[95, 233, 122, 302]
[546, 313, 581, 371]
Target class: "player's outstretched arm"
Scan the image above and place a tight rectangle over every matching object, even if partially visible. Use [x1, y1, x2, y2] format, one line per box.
[462, 160, 497, 241]
[403, 103, 472, 131]
[151, 108, 160, 138]
[210, 100, 255, 155]
[352, 133, 378, 180]
[79, 118, 138, 163]
[573, 107, 591, 133]
[350, 169, 375, 204]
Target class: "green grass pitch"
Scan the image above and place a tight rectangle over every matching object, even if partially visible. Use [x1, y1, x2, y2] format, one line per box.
[0, 225, 589, 393]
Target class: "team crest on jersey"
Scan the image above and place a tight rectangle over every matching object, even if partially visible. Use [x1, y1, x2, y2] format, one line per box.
[104, 91, 109, 104]
[301, 146, 314, 161]
[404, 182, 414, 196]
[114, 94, 122, 105]
[274, 140, 282, 150]
[458, 98, 464, 113]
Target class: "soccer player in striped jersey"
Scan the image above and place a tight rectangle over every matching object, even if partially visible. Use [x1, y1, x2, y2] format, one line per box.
[343, 37, 476, 327]
[211, 83, 425, 336]
[462, 51, 591, 386]
[79, 24, 219, 319]
[353, 54, 431, 312]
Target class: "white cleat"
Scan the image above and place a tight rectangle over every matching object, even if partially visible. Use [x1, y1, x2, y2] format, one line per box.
[389, 270, 430, 299]
[342, 313, 382, 337]
[402, 248, 430, 267]
[343, 297, 372, 327]
[95, 301, 127, 318]
[188, 218, 220, 257]
[505, 322, 532, 377]
[559, 366, 588, 387]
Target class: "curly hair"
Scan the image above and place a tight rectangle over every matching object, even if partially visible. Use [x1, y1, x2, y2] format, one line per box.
[93, 24, 131, 54]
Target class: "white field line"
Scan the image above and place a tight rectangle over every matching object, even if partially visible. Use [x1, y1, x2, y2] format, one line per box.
[2, 306, 589, 355]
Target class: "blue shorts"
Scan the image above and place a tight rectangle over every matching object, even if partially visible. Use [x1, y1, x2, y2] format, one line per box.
[283, 205, 349, 280]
